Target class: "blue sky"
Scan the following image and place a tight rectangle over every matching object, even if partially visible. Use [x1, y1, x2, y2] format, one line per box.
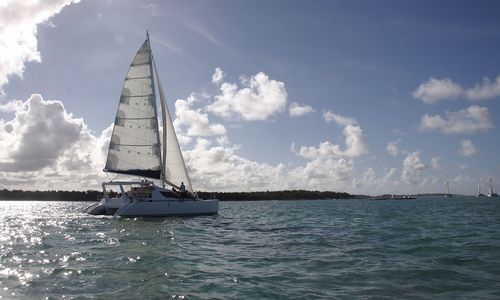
[1, 0, 500, 195]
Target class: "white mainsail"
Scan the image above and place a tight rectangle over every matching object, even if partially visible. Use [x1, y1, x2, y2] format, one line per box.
[104, 38, 162, 179]
[153, 57, 193, 192]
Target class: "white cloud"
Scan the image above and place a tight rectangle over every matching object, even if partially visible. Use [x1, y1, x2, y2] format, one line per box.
[183, 138, 286, 191]
[458, 139, 477, 156]
[465, 75, 500, 101]
[296, 125, 368, 159]
[290, 113, 368, 189]
[413, 75, 500, 103]
[173, 94, 226, 137]
[0, 94, 108, 190]
[0, 99, 25, 112]
[386, 140, 402, 156]
[207, 71, 288, 121]
[419, 105, 493, 135]
[431, 156, 440, 169]
[412, 77, 463, 104]
[385, 168, 398, 180]
[401, 151, 426, 183]
[289, 102, 315, 117]
[323, 110, 357, 126]
[288, 157, 354, 189]
[211, 67, 224, 85]
[0, 0, 79, 94]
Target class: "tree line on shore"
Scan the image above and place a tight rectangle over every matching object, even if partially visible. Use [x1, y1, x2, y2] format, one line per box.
[0, 189, 353, 201]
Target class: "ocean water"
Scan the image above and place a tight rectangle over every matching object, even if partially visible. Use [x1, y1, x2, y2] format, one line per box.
[1, 197, 499, 299]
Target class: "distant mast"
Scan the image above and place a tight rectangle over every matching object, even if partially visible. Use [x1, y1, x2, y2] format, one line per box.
[444, 181, 452, 198]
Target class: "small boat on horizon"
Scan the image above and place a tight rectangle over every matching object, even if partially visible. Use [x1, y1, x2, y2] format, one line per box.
[86, 32, 219, 217]
[488, 177, 498, 198]
[370, 194, 416, 200]
[444, 181, 452, 198]
[476, 180, 485, 197]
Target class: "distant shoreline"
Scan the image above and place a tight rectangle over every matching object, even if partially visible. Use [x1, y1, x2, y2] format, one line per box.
[0, 189, 354, 202]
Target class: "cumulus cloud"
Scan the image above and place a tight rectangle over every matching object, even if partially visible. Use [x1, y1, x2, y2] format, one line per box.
[323, 110, 357, 126]
[413, 75, 500, 103]
[419, 105, 493, 135]
[458, 139, 477, 156]
[211, 67, 224, 85]
[289, 102, 315, 117]
[465, 75, 500, 101]
[401, 151, 426, 183]
[0, 0, 79, 94]
[431, 156, 440, 169]
[0, 94, 109, 190]
[289, 112, 368, 188]
[288, 157, 354, 189]
[173, 94, 226, 137]
[0, 99, 25, 112]
[385, 168, 398, 180]
[386, 140, 403, 156]
[207, 70, 288, 121]
[183, 138, 286, 191]
[412, 77, 463, 104]
[296, 124, 368, 159]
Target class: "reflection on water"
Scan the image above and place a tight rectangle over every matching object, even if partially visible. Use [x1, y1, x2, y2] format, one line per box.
[1, 198, 500, 299]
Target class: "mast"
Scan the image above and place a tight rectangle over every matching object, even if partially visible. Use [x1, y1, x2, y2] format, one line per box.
[146, 31, 165, 187]
[490, 177, 493, 195]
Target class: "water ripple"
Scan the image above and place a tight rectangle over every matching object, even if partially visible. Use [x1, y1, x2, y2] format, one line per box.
[1, 198, 500, 299]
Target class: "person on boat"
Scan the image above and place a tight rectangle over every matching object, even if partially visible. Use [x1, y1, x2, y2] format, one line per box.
[179, 182, 186, 201]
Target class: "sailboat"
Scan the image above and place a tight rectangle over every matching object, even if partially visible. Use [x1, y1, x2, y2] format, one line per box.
[86, 32, 219, 217]
[444, 181, 452, 198]
[476, 180, 485, 197]
[488, 177, 498, 198]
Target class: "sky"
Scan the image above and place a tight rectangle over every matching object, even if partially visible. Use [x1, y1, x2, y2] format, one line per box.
[1, 0, 500, 195]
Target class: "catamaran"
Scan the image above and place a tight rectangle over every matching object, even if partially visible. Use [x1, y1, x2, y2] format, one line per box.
[488, 177, 498, 198]
[86, 32, 219, 217]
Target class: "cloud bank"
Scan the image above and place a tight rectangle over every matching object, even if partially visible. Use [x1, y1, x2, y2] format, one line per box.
[0, 94, 109, 190]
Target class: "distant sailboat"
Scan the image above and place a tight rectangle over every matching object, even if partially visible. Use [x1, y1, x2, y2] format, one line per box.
[86, 32, 219, 217]
[444, 181, 452, 198]
[488, 177, 498, 198]
[476, 180, 485, 197]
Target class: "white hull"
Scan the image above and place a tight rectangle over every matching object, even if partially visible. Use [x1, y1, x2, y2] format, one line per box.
[86, 181, 219, 217]
[87, 198, 219, 217]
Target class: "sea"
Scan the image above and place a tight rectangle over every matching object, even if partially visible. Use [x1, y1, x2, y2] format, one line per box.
[1, 197, 499, 299]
